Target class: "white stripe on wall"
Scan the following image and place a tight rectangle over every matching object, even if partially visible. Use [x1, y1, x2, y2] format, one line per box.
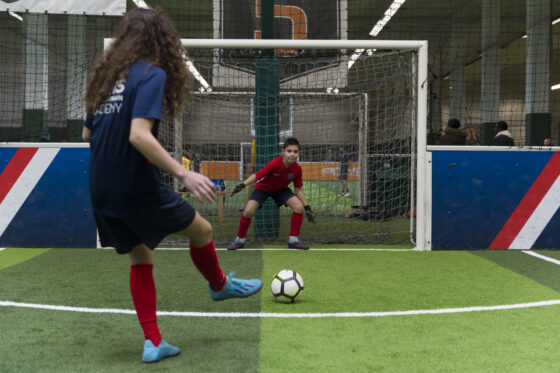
[510, 174, 560, 249]
[0, 148, 59, 237]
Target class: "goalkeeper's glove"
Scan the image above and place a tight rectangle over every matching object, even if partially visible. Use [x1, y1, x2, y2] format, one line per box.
[230, 183, 246, 196]
[304, 205, 316, 224]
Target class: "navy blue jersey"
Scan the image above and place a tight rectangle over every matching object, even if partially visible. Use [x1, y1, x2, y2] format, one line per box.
[85, 60, 181, 216]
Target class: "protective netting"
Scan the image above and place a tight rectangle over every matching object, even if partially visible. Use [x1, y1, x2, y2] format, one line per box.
[2, 1, 559, 145]
[159, 47, 416, 245]
[2, 0, 559, 244]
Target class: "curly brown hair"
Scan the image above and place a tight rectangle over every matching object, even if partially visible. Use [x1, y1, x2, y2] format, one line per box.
[83, 7, 191, 118]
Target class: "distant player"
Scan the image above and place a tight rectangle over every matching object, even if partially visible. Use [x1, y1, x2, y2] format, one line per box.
[339, 145, 350, 197]
[82, 7, 261, 364]
[228, 137, 316, 250]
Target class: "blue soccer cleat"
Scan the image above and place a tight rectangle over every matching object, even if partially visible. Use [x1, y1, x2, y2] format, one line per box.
[209, 272, 262, 301]
[142, 339, 181, 363]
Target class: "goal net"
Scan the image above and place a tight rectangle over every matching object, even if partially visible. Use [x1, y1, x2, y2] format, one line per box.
[157, 39, 425, 246]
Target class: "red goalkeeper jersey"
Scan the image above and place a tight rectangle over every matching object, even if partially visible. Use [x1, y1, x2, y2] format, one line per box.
[254, 157, 303, 192]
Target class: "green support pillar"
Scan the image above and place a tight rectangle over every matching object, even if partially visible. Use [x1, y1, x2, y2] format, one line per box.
[480, 122, 497, 145]
[525, 113, 551, 146]
[254, 0, 280, 241]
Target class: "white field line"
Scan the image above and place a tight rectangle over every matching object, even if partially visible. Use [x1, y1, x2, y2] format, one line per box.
[0, 248, 5, 252]
[95, 247, 417, 252]
[2, 299, 560, 318]
[522, 250, 560, 266]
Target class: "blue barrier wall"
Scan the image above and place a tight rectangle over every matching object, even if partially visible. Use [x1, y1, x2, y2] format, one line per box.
[0, 146, 96, 247]
[431, 150, 560, 250]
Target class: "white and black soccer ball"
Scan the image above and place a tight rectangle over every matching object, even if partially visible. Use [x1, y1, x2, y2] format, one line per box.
[270, 269, 304, 303]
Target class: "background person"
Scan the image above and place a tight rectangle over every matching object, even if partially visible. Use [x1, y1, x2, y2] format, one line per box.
[437, 118, 467, 145]
[491, 121, 515, 146]
[339, 145, 350, 197]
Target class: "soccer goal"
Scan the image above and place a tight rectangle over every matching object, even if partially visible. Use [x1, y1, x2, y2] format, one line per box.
[139, 38, 428, 248]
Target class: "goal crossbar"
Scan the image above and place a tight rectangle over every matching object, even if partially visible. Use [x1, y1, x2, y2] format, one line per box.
[103, 38, 429, 250]
[104, 38, 426, 51]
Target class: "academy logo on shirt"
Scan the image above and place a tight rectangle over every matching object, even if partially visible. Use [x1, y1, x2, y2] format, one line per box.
[288, 173, 294, 180]
[94, 80, 125, 115]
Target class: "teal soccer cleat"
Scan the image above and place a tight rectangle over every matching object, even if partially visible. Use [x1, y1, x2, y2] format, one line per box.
[142, 339, 181, 363]
[209, 272, 263, 301]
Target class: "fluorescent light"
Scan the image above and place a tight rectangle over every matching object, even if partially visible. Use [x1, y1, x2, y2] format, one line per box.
[9, 11, 23, 21]
[369, 0, 406, 37]
[131, 0, 213, 92]
[346, 0, 406, 72]
[551, 83, 560, 90]
[132, 0, 149, 8]
[185, 59, 212, 92]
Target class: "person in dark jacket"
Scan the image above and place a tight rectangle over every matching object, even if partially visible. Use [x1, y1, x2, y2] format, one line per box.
[437, 118, 467, 145]
[491, 121, 515, 146]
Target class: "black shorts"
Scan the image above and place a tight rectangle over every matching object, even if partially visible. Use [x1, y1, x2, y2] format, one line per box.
[250, 188, 296, 208]
[94, 200, 196, 254]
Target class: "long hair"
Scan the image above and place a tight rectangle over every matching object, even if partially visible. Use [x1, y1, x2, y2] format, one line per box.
[83, 7, 191, 118]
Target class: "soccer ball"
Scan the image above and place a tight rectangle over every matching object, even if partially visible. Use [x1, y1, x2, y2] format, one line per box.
[270, 269, 304, 303]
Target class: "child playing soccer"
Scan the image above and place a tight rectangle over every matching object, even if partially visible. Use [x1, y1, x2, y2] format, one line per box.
[338, 145, 350, 197]
[228, 137, 316, 250]
[82, 7, 262, 363]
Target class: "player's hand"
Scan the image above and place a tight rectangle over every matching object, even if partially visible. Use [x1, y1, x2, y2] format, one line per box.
[230, 183, 246, 196]
[304, 205, 316, 224]
[180, 170, 216, 204]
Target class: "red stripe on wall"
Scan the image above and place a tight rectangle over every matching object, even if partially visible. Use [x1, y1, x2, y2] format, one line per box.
[0, 148, 38, 204]
[489, 152, 560, 249]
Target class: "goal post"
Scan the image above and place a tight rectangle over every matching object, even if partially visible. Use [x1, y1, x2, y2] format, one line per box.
[103, 37, 428, 248]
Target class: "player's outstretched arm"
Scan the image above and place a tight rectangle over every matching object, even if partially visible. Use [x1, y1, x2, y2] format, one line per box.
[230, 174, 257, 196]
[129, 117, 216, 203]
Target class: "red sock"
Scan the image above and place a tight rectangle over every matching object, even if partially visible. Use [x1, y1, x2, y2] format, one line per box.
[190, 240, 226, 291]
[290, 212, 304, 237]
[237, 216, 252, 238]
[130, 264, 161, 346]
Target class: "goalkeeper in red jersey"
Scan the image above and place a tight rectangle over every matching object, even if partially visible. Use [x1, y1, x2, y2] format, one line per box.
[228, 137, 316, 250]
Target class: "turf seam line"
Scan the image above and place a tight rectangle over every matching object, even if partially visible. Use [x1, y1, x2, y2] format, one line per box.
[522, 250, 560, 266]
[3, 299, 560, 318]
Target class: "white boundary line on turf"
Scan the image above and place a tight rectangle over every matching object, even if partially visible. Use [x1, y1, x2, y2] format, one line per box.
[2, 299, 560, 318]
[522, 250, 560, 266]
[95, 247, 417, 252]
[0, 248, 5, 252]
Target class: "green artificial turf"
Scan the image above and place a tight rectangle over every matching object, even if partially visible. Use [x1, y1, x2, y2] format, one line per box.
[0, 247, 50, 270]
[258, 307, 560, 373]
[0, 248, 263, 372]
[259, 251, 560, 313]
[258, 250, 560, 372]
[3, 248, 560, 372]
[1, 307, 261, 373]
